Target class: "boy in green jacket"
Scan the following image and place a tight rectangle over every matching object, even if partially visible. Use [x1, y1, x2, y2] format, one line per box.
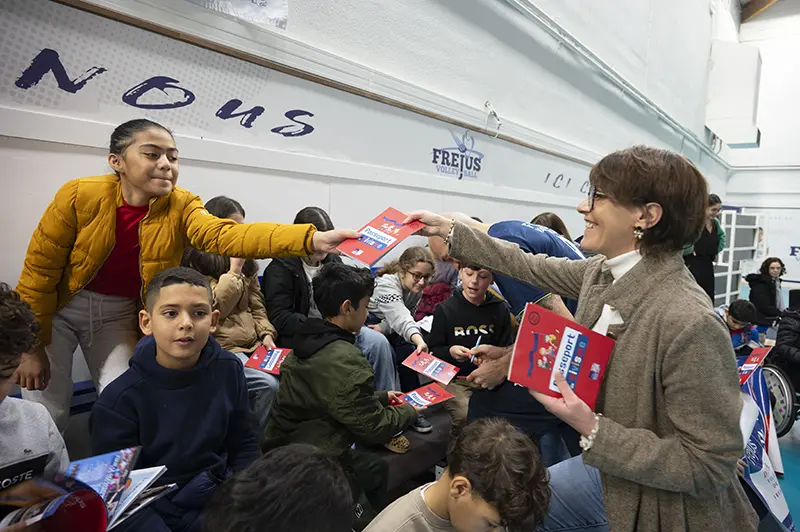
[263, 262, 419, 521]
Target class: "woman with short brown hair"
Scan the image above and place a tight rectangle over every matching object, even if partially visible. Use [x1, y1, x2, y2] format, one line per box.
[407, 146, 757, 532]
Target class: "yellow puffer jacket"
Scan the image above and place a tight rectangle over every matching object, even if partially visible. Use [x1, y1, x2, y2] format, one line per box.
[17, 174, 316, 345]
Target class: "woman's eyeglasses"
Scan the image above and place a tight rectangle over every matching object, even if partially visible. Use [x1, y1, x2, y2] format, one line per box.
[409, 271, 432, 283]
[587, 184, 609, 211]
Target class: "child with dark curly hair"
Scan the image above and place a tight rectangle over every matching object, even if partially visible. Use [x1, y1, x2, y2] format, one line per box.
[0, 283, 68, 492]
[365, 418, 550, 532]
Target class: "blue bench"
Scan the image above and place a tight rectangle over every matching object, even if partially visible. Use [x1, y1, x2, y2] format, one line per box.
[10, 380, 98, 417]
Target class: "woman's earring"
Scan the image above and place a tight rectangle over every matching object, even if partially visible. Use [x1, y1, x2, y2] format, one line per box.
[633, 227, 644, 240]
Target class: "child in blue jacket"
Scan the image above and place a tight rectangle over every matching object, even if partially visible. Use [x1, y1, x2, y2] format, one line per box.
[90, 267, 257, 532]
[716, 300, 761, 352]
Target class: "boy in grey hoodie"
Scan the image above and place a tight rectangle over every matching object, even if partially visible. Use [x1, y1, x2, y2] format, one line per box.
[0, 283, 68, 492]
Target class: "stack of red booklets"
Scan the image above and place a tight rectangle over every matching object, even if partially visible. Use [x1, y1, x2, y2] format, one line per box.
[508, 303, 615, 410]
[401, 351, 459, 386]
[244, 346, 292, 375]
[336, 208, 425, 266]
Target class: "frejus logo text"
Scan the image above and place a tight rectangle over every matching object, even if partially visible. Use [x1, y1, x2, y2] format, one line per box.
[791, 246, 800, 261]
[431, 130, 484, 180]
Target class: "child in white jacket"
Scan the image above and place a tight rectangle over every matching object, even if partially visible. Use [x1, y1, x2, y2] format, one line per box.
[368, 247, 436, 433]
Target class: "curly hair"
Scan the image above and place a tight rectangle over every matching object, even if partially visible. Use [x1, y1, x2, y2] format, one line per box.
[0, 283, 40, 364]
[760, 257, 786, 278]
[447, 419, 550, 531]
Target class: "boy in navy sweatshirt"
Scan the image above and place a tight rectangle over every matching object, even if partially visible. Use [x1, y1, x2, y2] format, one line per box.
[427, 263, 514, 450]
[90, 267, 258, 532]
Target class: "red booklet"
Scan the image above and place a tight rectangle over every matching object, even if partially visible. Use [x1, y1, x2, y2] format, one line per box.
[738, 347, 771, 386]
[508, 303, 615, 410]
[336, 208, 425, 266]
[396, 383, 454, 408]
[401, 350, 459, 386]
[245, 346, 292, 375]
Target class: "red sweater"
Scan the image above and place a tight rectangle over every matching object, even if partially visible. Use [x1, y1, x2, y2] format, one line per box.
[85, 203, 149, 300]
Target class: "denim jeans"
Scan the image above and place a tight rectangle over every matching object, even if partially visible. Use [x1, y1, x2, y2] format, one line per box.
[538, 457, 784, 532]
[234, 352, 279, 436]
[536, 429, 572, 469]
[536, 455, 609, 532]
[355, 326, 397, 391]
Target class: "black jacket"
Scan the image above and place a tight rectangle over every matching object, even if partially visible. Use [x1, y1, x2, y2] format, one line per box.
[427, 290, 514, 377]
[745, 273, 781, 327]
[774, 309, 800, 365]
[260, 255, 341, 348]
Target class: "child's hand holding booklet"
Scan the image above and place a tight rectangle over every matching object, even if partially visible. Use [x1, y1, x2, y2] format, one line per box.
[0, 448, 175, 531]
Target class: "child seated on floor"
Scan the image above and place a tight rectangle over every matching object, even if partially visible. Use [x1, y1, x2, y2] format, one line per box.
[716, 299, 761, 352]
[0, 283, 69, 491]
[427, 263, 514, 451]
[365, 418, 550, 532]
[203, 443, 354, 532]
[263, 262, 420, 526]
[90, 267, 258, 532]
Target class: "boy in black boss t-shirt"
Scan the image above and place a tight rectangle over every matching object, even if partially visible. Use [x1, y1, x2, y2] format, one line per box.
[427, 264, 514, 448]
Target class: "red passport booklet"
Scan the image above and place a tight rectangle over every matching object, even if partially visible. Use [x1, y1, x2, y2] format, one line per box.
[508, 303, 615, 410]
[738, 347, 771, 386]
[336, 208, 425, 266]
[245, 346, 292, 375]
[402, 351, 459, 386]
[397, 383, 454, 408]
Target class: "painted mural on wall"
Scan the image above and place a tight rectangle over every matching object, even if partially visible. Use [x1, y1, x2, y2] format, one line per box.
[0, 0, 590, 200]
[14, 47, 314, 137]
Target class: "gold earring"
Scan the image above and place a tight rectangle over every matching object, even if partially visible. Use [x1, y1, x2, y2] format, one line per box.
[633, 227, 644, 240]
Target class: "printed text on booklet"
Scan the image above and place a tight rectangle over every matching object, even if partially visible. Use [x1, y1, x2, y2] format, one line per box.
[508, 303, 615, 410]
[391, 383, 454, 409]
[336, 208, 425, 266]
[245, 347, 292, 375]
[401, 351, 459, 386]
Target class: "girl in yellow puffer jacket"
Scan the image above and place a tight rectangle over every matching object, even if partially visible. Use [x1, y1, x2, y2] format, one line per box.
[14, 118, 357, 432]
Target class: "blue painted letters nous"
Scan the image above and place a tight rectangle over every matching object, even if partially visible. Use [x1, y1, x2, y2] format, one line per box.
[15, 48, 315, 136]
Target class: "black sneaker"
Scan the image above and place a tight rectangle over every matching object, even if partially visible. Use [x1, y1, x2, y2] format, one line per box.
[412, 414, 433, 434]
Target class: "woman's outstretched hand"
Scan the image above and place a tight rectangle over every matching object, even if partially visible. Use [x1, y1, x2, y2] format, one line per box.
[311, 229, 361, 254]
[403, 211, 452, 238]
[530, 372, 597, 437]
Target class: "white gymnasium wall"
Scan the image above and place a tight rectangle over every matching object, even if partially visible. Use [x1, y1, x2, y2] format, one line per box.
[40, 0, 730, 185]
[724, 3, 800, 240]
[711, 0, 741, 42]
[727, 1, 800, 169]
[286, 0, 716, 157]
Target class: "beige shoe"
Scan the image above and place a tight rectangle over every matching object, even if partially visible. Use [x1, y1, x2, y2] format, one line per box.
[384, 434, 411, 454]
